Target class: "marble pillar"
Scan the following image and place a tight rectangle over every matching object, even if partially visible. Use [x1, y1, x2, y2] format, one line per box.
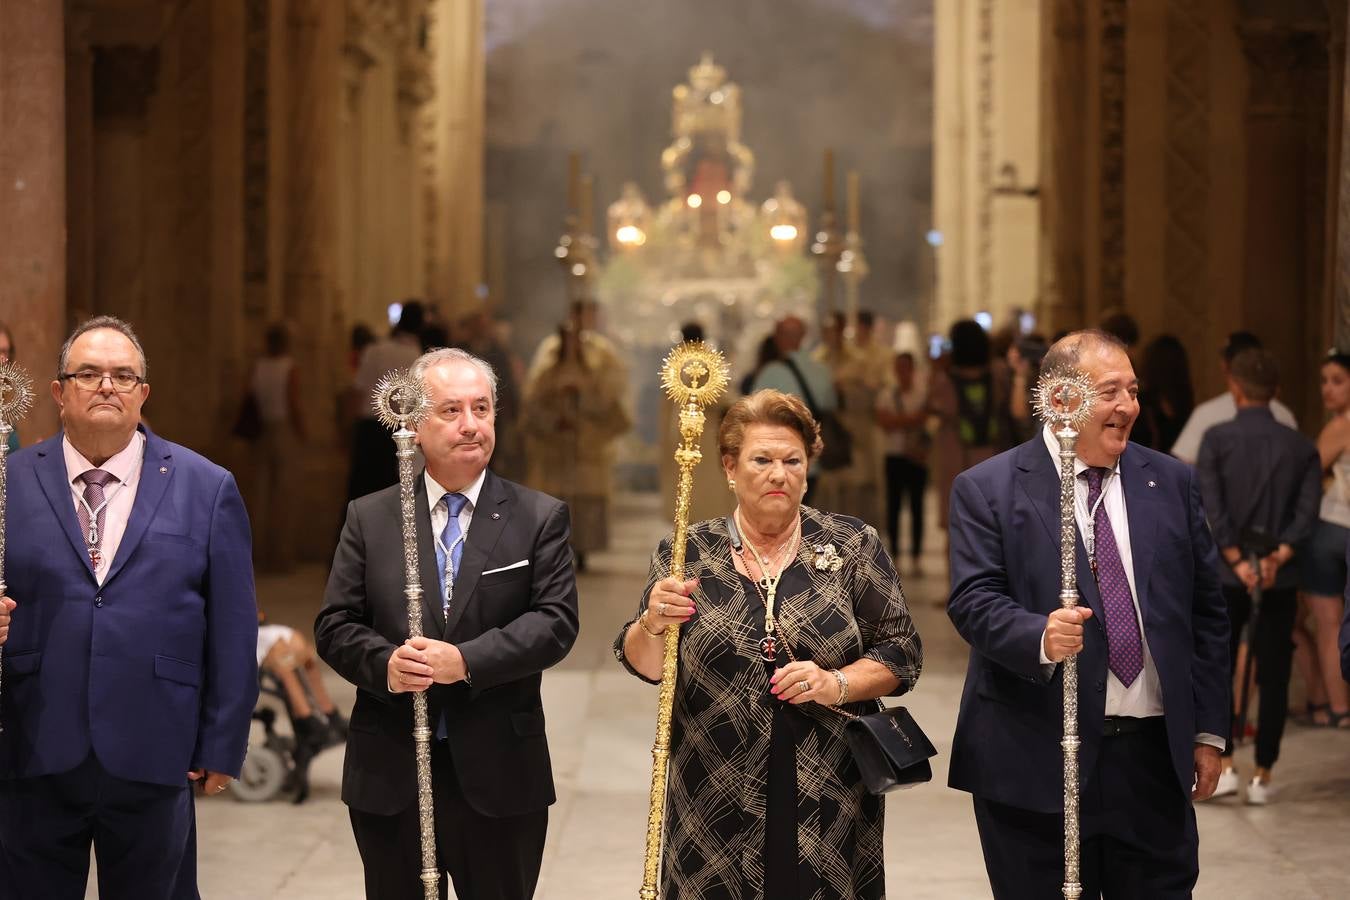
[0, 0, 66, 442]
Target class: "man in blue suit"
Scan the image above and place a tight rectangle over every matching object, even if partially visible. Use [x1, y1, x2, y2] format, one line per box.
[0, 316, 258, 899]
[947, 330, 1229, 899]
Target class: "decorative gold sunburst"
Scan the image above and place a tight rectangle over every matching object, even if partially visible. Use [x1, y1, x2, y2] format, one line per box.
[661, 341, 730, 408]
[0, 361, 35, 426]
[1033, 367, 1098, 431]
[372, 371, 431, 431]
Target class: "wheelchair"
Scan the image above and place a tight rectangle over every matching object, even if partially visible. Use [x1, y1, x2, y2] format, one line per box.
[233, 669, 345, 804]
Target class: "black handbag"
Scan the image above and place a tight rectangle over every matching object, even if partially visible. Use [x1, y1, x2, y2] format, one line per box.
[842, 703, 937, 793]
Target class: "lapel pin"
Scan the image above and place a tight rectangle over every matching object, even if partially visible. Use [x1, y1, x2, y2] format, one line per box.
[160, 467, 168, 474]
[1147, 480, 1156, 488]
[491, 512, 500, 520]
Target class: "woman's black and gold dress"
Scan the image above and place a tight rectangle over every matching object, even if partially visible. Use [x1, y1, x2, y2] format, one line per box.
[614, 508, 922, 900]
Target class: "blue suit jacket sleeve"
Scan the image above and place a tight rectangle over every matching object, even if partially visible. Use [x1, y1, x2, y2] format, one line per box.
[1185, 466, 1231, 740]
[947, 471, 1051, 681]
[192, 472, 260, 777]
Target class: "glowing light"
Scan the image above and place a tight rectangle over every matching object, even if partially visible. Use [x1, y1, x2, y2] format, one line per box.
[770, 224, 799, 242]
[571, 263, 587, 277]
[975, 310, 993, 330]
[926, 228, 944, 247]
[615, 225, 647, 246]
[553, 246, 568, 259]
[716, 190, 731, 205]
[687, 194, 703, 209]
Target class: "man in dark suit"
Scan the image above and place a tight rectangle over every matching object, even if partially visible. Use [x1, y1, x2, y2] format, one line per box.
[947, 329, 1229, 899]
[1196, 348, 1320, 803]
[0, 316, 258, 899]
[316, 347, 579, 900]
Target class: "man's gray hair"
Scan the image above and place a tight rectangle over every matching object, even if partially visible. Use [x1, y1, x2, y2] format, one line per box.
[410, 347, 499, 405]
[58, 315, 149, 380]
[1039, 328, 1127, 376]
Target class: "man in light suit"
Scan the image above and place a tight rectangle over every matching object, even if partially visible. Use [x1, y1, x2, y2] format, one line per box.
[946, 330, 1229, 899]
[316, 347, 579, 900]
[0, 316, 258, 899]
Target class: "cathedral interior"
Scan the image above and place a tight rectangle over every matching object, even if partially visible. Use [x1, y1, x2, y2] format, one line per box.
[3, 0, 1350, 897]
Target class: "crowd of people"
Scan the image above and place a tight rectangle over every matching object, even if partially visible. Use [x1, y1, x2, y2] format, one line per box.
[4, 306, 1350, 899]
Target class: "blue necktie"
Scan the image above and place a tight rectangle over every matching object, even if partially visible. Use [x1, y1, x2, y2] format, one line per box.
[434, 492, 468, 742]
[436, 492, 469, 614]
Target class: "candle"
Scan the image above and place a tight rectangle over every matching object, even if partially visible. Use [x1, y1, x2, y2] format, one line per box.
[823, 149, 835, 210]
[580, 173, 595, 235]
[567, 153, 580, 211]
[847, 170, 860, 233]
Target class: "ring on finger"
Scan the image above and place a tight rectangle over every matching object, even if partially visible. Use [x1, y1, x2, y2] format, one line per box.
[798, 680, 810, 694]
[659, 602, 667, 616]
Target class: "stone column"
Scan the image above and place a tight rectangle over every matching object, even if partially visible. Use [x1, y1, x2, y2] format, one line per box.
[1333, 8, 1350, 350]
[432, 0, 484, 316]
[284, 0, 341, 430]
[1038, 0, 1089, 333]
[0, 0, 66, 442]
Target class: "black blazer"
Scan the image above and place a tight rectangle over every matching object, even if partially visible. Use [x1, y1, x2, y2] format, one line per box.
[315, 470, 580, 817]
[946, 438, 1230, 813]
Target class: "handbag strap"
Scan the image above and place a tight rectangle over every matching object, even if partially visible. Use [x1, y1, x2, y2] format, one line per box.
[781, 357, 823, 418]
[778, 623, 884, 723]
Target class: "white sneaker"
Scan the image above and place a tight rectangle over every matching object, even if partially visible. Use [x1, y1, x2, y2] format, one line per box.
[1209, 767, 1239, 799]
[1246, 777, 1272, 805]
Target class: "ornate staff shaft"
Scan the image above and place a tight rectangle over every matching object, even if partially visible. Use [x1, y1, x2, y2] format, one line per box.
[1034, 370, 1096, 900]
[641, 343, 728, 900]
[0, 361, 36, 734]
[374, 374, 438, 900]
[1055, 423, 1083, 900]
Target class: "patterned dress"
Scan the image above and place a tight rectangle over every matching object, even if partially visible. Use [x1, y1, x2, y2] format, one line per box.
[613, 509, 922, 899]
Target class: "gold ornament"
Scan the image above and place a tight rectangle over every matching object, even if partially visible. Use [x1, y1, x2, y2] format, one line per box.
[0, 360, 35, 734]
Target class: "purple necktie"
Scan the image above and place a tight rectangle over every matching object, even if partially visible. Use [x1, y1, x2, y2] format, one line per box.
[75, 468, 118, 570]
[1084, 467, 1144, 686]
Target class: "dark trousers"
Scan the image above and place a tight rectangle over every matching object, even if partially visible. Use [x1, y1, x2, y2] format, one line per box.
[0, 753, 198, 900]
[883, 455, 928, 557]
[349, 742, 547, 900]
[973, 719, 1197, 900]
[1222, 584, 1296, 769]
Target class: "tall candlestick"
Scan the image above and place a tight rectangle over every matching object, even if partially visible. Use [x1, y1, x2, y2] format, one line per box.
[822, 149, 835, 210]
[580, 173, 595, 235]
[567, 153, 581, 211]
[847, 170, 860, 233]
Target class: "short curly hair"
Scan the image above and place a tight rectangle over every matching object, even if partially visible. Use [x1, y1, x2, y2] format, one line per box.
[718, 389, 823, 462]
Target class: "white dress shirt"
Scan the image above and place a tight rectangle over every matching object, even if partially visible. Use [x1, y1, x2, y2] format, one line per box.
[1038, 427, 1223, 749]
[63, 431, 145, 585]
[424, 467, 487, 605]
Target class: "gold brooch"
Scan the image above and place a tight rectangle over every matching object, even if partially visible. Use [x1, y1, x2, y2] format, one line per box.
[813, 544, 843, 572]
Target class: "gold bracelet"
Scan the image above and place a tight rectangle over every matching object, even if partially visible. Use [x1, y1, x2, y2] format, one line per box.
[638, 610, 665, 638]
[831, 669, 849, 706]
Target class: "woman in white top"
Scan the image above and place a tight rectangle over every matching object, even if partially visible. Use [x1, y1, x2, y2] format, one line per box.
[248, 322, 306, 571]
[1297, 351, 1350, 727]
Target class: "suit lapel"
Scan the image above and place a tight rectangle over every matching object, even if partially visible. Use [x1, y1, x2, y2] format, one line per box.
[1015, 437, 1106, 629]
[103, 428, 171, 588]
[443, 471, 510, 639]
[1120, 449, 1158, 622]
[414, 478, 446, 635]
[34, 435, 96, 581]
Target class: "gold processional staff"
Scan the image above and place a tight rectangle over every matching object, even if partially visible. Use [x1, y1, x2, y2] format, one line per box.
[0, 361, 36, 732]
[1033, 367, 1098, 900]
[372, 372, 440, 900]
[640, 342, 729, 900]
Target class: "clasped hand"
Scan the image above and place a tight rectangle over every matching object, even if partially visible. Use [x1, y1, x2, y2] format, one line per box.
[643, 576, 698, 633]
[771, 660, 844, 705]
[387, 636, 467, 693]
[1043, 607, 1095, 663]
[0, 596, 15, 646]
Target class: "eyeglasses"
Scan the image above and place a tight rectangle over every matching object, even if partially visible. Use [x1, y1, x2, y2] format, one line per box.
[59, 371, 145, 392]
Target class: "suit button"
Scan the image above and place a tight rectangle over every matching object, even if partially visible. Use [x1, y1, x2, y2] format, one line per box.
[1095, 680, 1105, 692]
[94, 597, 103, 608]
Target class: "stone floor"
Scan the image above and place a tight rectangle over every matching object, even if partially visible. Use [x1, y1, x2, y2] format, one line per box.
[168, 493, 1349, 899]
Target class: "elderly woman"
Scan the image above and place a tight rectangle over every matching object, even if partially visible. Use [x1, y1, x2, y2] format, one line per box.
[614, 389, 922, 899]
